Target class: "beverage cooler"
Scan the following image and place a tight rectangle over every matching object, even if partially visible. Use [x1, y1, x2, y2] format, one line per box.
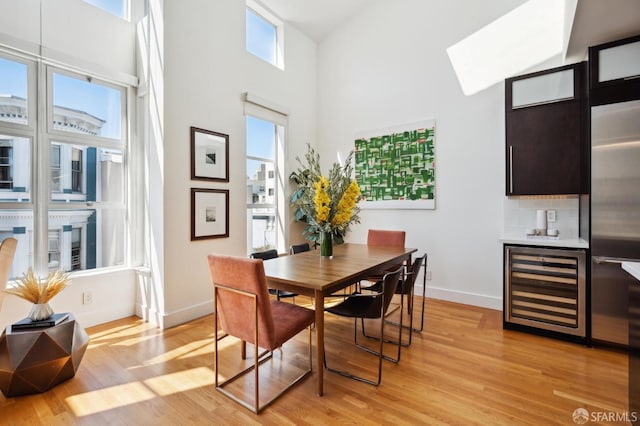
[504, 245, 587, 339]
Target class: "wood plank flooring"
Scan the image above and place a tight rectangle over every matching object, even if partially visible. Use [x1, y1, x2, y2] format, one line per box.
[0, 298, 629, 425]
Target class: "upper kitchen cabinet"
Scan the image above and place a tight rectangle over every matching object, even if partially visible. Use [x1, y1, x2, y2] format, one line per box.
[589, 34, 640, 106]
[505, 63, 588, 196]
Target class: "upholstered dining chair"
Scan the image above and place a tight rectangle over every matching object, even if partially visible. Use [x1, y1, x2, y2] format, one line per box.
[250, 249, 297, 301]
[323, 267, 403, 386]
[359, 229, 406, 291]
[0, 237, 18, 312]
[364, 253, 427, 346]
[208, 254, 315, 413]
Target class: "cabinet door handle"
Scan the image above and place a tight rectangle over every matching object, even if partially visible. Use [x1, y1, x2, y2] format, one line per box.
[509, 145, 514, 194]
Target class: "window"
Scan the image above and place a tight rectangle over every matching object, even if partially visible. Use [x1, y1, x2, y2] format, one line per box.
[245, 110, 287, 254]
[48, 231, 60, 270]
[83, 0, 128, 20]
[0, 52, 129, 277]
[0, 56, 28, 126]
[246, 0, 284, 69]
[51, 144, 61, 192]
[71, 148, 82, 192]
[52, 72, 122, 140]
[71, 228, 81, 271]
[0, 144, 12, 189]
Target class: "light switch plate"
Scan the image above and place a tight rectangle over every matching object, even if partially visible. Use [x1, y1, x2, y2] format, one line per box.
[547, 209, 556, 223]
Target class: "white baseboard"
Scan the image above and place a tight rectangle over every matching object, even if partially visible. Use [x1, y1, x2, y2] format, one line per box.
[74, 305, 137, 329]
[149, 300, 213, 329]
[416, 285, 503, 311]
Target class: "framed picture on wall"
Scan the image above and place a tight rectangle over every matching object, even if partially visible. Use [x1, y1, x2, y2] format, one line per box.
[354, 119, 436, 209]
[190, 126, 229, 182]
[191, 188, 229, 240]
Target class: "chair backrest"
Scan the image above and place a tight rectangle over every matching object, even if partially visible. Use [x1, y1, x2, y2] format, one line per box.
[0, 237, 17, 311]
[363, 267, 402, 319]
[399, 254, 427, 294]
[249, 249, 278, 260]
[208, 255, 277, 350]
[367, 229, 405, 247]
[289, 243, 310, 255]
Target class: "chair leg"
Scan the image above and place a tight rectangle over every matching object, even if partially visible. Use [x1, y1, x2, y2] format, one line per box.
[323, 317, 384, 387]
[362, 292, 413, 347]
[355, 306, 402, 364]
[216, 335, 312, 413]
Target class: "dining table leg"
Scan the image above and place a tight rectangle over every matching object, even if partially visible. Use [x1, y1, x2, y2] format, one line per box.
[315, 289, 324, 396]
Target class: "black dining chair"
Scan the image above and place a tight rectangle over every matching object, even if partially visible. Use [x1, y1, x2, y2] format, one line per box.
[323, 267, 403, 386]
[363, 253, 427, 346]
[289, 242, 310, 254]
[250, 249, 298, 302]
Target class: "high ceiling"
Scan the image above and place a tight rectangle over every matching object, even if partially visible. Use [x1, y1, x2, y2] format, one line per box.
[566, 0, 640, 62]
[261, 0, 640, 61]
[260, 0, 369, 41]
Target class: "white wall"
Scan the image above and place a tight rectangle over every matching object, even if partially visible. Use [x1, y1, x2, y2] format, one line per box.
[316, 0, 534, 309]
[161, 0, 317, 327]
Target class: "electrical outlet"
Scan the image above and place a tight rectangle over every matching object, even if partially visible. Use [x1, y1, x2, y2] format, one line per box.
[83, 291, 93, 305]
[547, 209, 556, 223]
[425, 269, 432, 280]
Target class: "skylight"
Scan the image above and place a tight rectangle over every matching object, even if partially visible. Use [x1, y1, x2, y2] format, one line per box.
[446, 0, 576, 96]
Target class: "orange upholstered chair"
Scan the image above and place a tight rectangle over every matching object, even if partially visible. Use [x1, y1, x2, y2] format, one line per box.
[367, 229, 406, 247]
[208, 254, 314, 413]
[360, 229, 406, 288]
[0, 238, 17, 312]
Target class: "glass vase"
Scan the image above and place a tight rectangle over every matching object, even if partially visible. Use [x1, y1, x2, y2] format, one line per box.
[320, 231, 333, 258]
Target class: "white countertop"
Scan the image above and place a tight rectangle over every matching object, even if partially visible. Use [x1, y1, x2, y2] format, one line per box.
[622, 262, 640, 281]
[500, 235, 589, 249]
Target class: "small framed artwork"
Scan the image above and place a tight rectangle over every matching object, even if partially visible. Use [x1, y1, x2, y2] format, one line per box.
[191, 126, 229, 182]
[191, 188, 229, 240]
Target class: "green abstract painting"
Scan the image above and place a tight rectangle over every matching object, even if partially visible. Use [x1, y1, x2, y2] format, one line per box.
[355, 120, 435, 209]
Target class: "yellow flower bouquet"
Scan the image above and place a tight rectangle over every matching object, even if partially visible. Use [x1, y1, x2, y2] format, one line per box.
[290, 144, 361, 256]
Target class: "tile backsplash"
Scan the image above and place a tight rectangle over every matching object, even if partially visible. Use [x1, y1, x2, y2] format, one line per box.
[503, 197, 579, 239]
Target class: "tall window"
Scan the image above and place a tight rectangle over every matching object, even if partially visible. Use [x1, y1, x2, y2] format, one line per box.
[246, 0, 284, 70]
[245, 96, 288, 255]
[0, 52, 128, 277]
[247, 116, 277, 252]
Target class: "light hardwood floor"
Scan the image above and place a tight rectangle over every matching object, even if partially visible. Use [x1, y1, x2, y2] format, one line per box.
[0, 298, 628, 425]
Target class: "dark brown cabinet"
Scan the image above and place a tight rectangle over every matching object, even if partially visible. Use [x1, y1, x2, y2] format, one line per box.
[589, 34, 640, 106]
[505, 63, 588, 196]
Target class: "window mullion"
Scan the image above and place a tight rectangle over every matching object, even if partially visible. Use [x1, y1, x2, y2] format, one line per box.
[33, 60, 49, 275]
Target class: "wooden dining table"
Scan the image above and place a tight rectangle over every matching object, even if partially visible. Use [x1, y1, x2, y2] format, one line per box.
[262, 243, 417, 396]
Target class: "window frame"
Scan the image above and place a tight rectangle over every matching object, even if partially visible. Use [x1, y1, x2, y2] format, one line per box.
[245, 0, 285, 70]
[0, 49, 132, 277]
[245, 115, 286, 255]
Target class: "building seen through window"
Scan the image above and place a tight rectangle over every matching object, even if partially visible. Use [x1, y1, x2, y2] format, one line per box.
[0, 55, 127, 278]
[246, 115, 281, 253]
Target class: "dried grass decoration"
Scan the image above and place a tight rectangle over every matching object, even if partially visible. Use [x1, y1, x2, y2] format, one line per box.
[4, 268, 70, 321]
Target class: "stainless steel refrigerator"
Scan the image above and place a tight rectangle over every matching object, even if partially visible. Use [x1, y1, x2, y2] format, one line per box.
[591, 99, 640, 346]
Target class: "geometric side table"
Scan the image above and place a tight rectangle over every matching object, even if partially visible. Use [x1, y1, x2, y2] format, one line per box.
[0, 313, 90, 397]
